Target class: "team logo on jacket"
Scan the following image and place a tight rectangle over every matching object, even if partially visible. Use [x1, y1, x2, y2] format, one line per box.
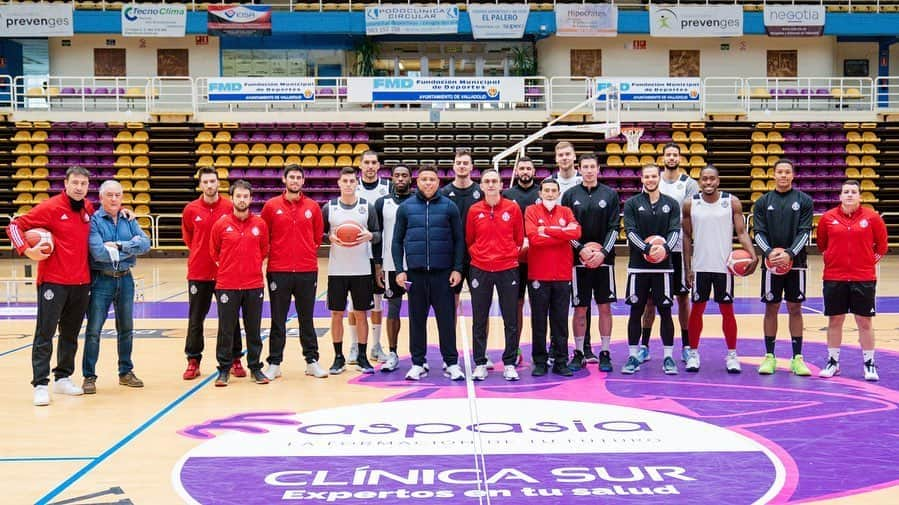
[60, 214, 69, 221]
[531, 280, 540, 290]
[792, 202, 800, 211]
[473, 190, 481, 199]
[471, 278, 479, 289]
[598, 199, 607, 208]
[276, 209, 284, 215]
[502, 212, 510, 222]
[43, 289, 54, 301]
[305, 209, 312, 219]
[573, 200, 582, 206]
[860, 219, 869, 228]
[251, 227, 260, 236]
[559, 219, 567, 226]
[220, 294, 229, 304]
[190, 284, 198, 295]
[226, 226, 234, 232]
[477, 212, 485, 219]
[195, 215, 203, 221]
[662, 204, 671, 214]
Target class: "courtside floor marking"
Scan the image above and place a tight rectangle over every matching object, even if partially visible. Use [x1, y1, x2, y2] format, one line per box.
[0, 457, 95, 463]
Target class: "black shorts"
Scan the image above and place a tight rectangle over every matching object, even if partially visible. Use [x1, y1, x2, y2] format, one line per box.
[370, 259, 385, 296]
[383, 271, 407, 300]
[452, 264, 471, 295]
[823, 280, 876, 316]
[692, 272, 734, 304]
[670, 251, 689, 296]
[760, 267, 806, 304]
[572, 265, 616, 307]
[625, 272, 673, 307]
[517, 263, 528, 299]
[327, 275, 374, 312]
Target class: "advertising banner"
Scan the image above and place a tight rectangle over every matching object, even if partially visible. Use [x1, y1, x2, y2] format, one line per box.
[207, 5, 272, 37]
[206, 78, 316, 102]
[468, 4, 529, 40]
[595, 78, 701, 102]
[554, 3, 618, 37]
[764, 5, 825, 37]
[0, 4, 73, 37]
[121, 4, 187, 38]
[347, 77, 524, 103]
[364, 5, 459, 35]
[649, 5, 742, 38]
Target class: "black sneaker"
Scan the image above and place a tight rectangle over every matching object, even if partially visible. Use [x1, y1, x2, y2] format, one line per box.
[569, 350, 586, 372]
[584, 347, 599, 364]
[552, 362, 574, 377]
[251, 369, 270, 384]
[329, 355, 347, 375]
[598, 351, 613, 372]
[532, 362, 548, 377]
[214, 370, 229, 387]
[356, 354, 375, 374]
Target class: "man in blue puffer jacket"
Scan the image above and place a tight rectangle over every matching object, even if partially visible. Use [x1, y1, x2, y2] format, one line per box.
[393, 166, 465, 381]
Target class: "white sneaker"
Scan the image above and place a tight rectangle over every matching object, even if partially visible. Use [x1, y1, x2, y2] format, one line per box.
[485, 356, 495, 370]
[305, 361, 328, 378]
[33, 385, 50, 406]
[53, 377, 83, 396]
[405, 364, 429, 381]
[381, 352, 399, 372]
[685, 350, 700, 372]
[347, 341, 359, 365]
[263, 364, 282, 380]
[503, 365, 520, 381]
[370, 342, 389, 363]
[864, 359, 879, 381]
[726, 352, 742, 374]
[819, 358, 840, 378]
[472, 364, 488, 381]
[444, 364, 465, 381]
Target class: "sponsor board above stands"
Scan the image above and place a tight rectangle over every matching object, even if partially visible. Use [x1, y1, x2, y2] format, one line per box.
[596, 78, 702, 103]
[121, 3, 187, 38]
[364, 4, 459, 35]
[207, 5, 271, 37]
[206, 78, 316, 103]
[347, 77, 525, 104]
[649, 5, 743, 37]
[555, 3, 618, 37]
[764, 5, 826, 37]
[467, 4, 530, 40]
[0, 3, 73, 37]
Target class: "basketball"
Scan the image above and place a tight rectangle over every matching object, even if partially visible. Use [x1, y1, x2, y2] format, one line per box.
[334, 222, 364, 244]
[643, 235, 667, 264]
[727, 249, 754, 277]
[24, 228, 54, 256]
[764, 247, 793, 275]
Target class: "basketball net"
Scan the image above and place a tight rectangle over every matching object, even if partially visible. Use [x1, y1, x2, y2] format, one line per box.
[622, 127, 644, 153]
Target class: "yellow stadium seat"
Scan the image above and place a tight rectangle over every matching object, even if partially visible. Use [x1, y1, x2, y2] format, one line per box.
[232, 143, 249, 155]
[766, 155, 779, 167]
[285, 143, 301, 154]
[751, 131, 767, 142]
[336, 144, 353, 155]
[218, 181, 230, 192]
[214, 156, 232, 167]
[232, 156, 249, 168]
[120, 181, 133, 192]
[115, 131, 133, 142]
[689, 131, 706, 143]
[13, 193, 33, 205]
[302, 144, 319, 155]
[115, 144, 133, 155]
[268, 144, 285, 155]
[750, 167, 767, 179]
[214, 144, 231, 155]
[862, 131, 880, 143]
[319, 143, 336, 155]
[12, 168, 32, 179]
[766, 144, 783, 155]
[862, 144, 879, 154]
[639, 144, 656, 154]
[32, 168, 48, 179]
[116, 168, 133, 179]
[133, 180, 150, 192]
[14, 181, 34, 192]
[196, 144, 213, 155]
[132, 168, 149, 179]
[197, 155, 214, 167]
[134, 205, 151, 215]
[32, 193, 49, 204]
[751, 144, 766, 154]
[12, 156, 31, 168]
[267, 156, 285, 168]
[672, 131, 688, 143]
[132, 131, 149, 142]
[750, 155, 767, 167]
[251, 156, 267, 168]
[844, 167, 861, 178]
[13, 144, 32, 155]
[640, 155, 656, 166]
[336, 155, 353, 166]
[767, 131, 783, 142]
[137, 217, 152, 228]
[846, 131, 862, 142]
[689, 156, 705, 167]
[12, 131, 31, 142]
[860, 180, 879, 191]
[689, 144, 707, 155]
[751, 88, 771, 99]
[32, 180, 50, 192]
[134, 193, 151, 204]
[861, 155, 879, 166]
[31, 156, 48, 167]
[319, 156, 336, 168]
[285, 155, 302, 166]
[250, 143, 268, 155]
[114, 156, 132, 168]
[860, 167, 879, 179]
[215, 168, 229, 179]
[353, 143, 370, 154]
[845, 88, 862, 98]
[132, 156, 149, 167]
[196, 131, 213, 143]
[31, 131, 48, 142]
[846, 143, 861, 154]
[132, 144, 149, 155]
[606, 155, 624, 167]
[689, 167, 701, 179]
[766, 180, 776, 190]
[606, 143, 622, 154]
[353, 156, 362, 166]
[16, 205, 33, 215]
[301, 156, 318, 168]
[624, 155, 640, 167]
[861, 192, 878, 203]
[213, 131, 231, 143]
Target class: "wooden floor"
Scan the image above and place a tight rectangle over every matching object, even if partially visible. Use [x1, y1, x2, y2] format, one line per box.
[2, 256, 899, 504]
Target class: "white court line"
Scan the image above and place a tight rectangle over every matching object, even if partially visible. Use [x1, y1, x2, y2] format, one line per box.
[456, 294, 491, 505]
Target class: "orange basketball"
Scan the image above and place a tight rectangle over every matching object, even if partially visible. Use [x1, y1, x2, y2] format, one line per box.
[764, 247, 793, 275]
[643, 235, 667, 264]
[24, 228, 54, 256]
[334, 222, 364, 244]
[727, 249, 754, 277]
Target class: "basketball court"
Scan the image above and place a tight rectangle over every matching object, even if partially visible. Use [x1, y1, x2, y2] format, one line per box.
[2, 255, 899, 504]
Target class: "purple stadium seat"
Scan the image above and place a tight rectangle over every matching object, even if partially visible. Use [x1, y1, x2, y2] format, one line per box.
[50, 182, 64, 192]
[230, 169, 245, 178]
[65, 132, 81, 142]
[302, 132, 317, 142]
[798, 156, 814, 167]
[100, 156, 115, 167]
[816, 88, 829, 96]
[83, 132, 98, 142]
[335, 132, 352, 142]
[66, 145, 80, 153]
[97, 144, 114, 154]
[262, 169, 278, 178]
[99, 132, 114, 142]
[603, 168, 620, 178]
[815, 133, 829, 142]
[826, 122, 842, 129]
[655, 132, 672, 143]
[82, 88, 92, 96]
[352, 132, 370, 142]
[284, 132, 302, 142]
[267, 132, 284, 142]
[48, 158, 66, 168]
[93, 87, 109, 96]
[48, 131, 64, 142]
[244, 169, 263, 179]
[349, 122, 365, 129]
[81, 156, 98, 168]
[815, 145, 830, 154]
[338, 87, 347, 95]
[61, 87, 77, 95]
[318, 87, 334, 97]
[800, 145, 813, 153]
[319, 132, 335, 142]
[799, 133, 815, 142]
[784, 88, 798, 95]
[250, 132, 267, 142]
[783, 132, 799, 142]
[232, 132, 250, 142]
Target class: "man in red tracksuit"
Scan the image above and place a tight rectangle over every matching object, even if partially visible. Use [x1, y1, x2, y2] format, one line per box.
[209, 180, 270, 386]
[525, 178, 581, 377]
[6, 166, 94, 406]
[816, 179, 888, 382]
[466, 168, 524, 382]
[261, 164, 327, 380]
[181, 166, 243, 380]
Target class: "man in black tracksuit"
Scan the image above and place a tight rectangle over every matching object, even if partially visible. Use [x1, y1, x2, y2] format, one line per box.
[621, 164, 681, 376]
[561, 153, 620, 373]
[503, 157, 541, 347]
[752, 158, 814, 376]
[441, 149, 483, 301]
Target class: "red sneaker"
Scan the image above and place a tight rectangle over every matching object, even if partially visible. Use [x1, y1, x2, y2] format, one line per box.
[182, 358, 200, 380]
[231, 359, 247, 378]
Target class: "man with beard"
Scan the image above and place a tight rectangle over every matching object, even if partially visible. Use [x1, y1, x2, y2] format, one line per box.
[373, 165, 414, 372]
[260, 164, 327, 380]
[640, 143, 698, 363]
[440, 150, 483, 306]
[503, 157, 540, 355]
[210, 180, 271, 386]
[621, 165, 681, 376]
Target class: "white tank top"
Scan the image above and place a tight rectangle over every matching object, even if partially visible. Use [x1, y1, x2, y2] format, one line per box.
[356, 178, 391, 202]
[327, 198, 373, 276]
[380, 197, 405, 272]
[690, 192, 733, 274]
[659, 172, 698, 252]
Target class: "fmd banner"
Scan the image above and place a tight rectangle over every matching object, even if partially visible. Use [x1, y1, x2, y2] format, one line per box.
[468, 4, 529, 40]
[0, 3, 73, 37]
[649, 5, 742, 37]
[121, 4, 187, 37]
[764, 5, 825, 37]
[347, 77, 524, 103]
[207, 78, 315, 102]
[555, 3, 618, 37]
[207, 5, 272, 37]
[365, 5, 459, 35]
[596, 78, 701, 102]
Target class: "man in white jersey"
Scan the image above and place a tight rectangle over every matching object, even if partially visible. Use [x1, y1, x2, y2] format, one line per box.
[348, 151, 392, 365]
[552, 141, 582, 195]
[640, 142, 698, 363]
[373, 165, 413, 373]
[322, 167, 381, 374]
[682, 165, 758, 373]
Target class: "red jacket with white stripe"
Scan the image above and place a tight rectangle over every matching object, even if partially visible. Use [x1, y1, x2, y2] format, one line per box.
[466, 198, 524, 272]
[6, 193, 94, 285]
[210, 213, 270, 290]
[817, 205, 887, 282]
[261, 193, 323, 273]
[182, 196, 233, 281]
[524, 203, 581, 281]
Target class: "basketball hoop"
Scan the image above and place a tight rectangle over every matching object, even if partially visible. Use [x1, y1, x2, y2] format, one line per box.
[622, 127, 644, 153]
